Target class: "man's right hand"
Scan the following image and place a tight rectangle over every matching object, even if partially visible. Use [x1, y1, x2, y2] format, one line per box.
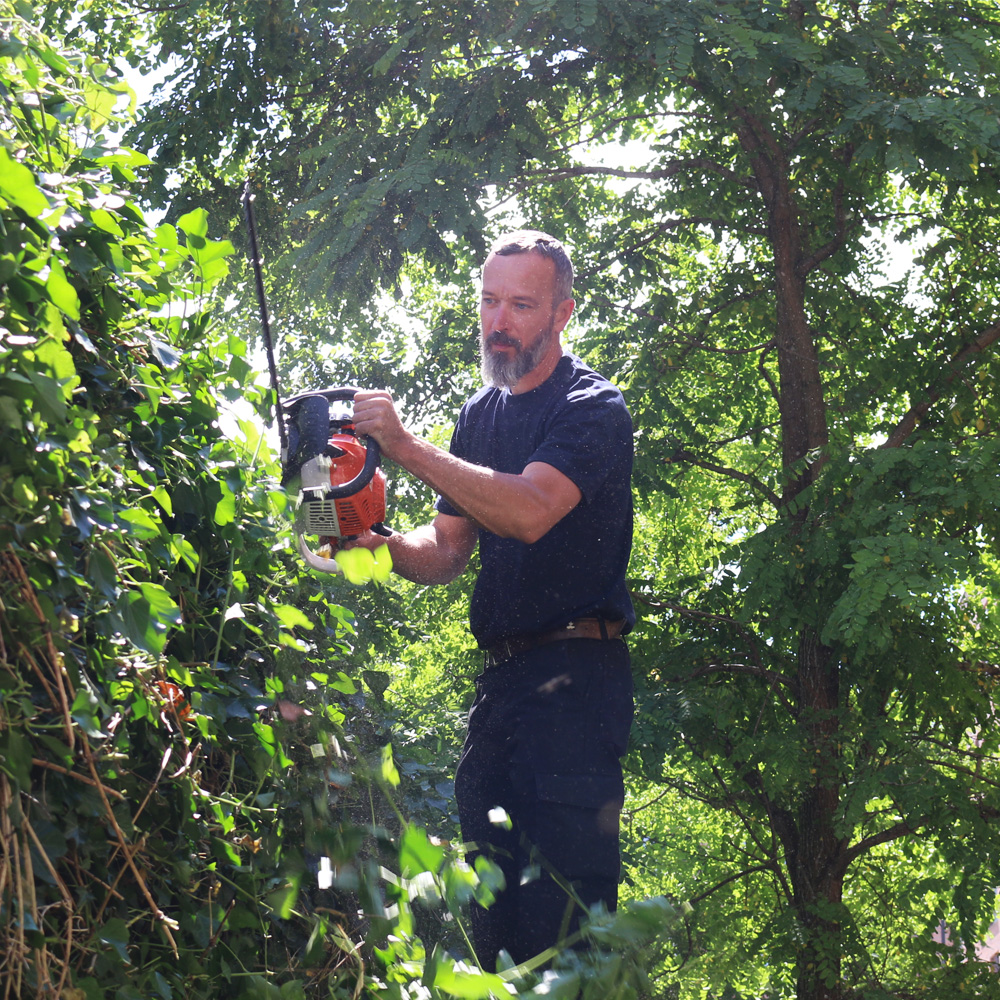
[352, 390, 412, 462]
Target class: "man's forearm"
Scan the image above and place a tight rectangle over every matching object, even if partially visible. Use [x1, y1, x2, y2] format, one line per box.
[391, 433, 570, 544]
[351, 390, 580, 544]
[385, 522, 473, 585]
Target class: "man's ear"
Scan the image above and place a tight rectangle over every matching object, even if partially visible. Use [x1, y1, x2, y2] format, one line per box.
[553, 297, 575, 335]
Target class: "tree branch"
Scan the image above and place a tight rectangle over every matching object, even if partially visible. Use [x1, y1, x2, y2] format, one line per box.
[842, 820, 915, 870]
[31, 759, 126, 801]
[667, 448, 783, 508]
[702, 748, 796, 903]
[597, 294, 772, 355]
[685, 661, 795, 691]
[633, 593, 778, 678]
[517, 156, 754, 189]
[882, 318, 1000, 448]
[798, 180, 848, 276]
[921, 756, 1000, 791]
[689, 864, 779, 904]
[758, 339, 780, 405]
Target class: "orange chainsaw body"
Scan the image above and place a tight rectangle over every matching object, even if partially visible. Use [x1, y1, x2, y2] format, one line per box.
[297, 431, 387, 539]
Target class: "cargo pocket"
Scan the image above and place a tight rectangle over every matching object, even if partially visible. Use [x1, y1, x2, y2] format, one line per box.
[530, 768, 624, 881]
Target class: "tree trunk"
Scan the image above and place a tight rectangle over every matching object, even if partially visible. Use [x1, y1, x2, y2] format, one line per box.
[789, 631, 847, 1000]
[736, 105, 829, 503]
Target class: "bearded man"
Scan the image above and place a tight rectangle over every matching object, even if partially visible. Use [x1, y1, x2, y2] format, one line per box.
[350, 229, 635, 968]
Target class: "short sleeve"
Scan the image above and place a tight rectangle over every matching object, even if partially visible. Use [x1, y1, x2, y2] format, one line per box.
[526, 386, 633, 503]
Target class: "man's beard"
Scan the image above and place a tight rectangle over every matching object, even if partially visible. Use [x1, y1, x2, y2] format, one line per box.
[480, 326, 555, 389]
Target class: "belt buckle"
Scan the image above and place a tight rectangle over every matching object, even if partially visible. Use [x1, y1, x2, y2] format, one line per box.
[486, 638, 513, 669]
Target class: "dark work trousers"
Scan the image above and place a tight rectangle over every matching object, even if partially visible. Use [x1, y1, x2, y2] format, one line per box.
[454, 637, 633, 969]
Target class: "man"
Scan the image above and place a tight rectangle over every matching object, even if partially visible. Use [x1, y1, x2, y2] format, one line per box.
[350, 230, 635, 968]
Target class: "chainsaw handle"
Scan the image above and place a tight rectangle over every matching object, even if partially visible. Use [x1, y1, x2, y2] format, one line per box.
[298, 534, 343, 575]
[282, 386, 362, 408]
[282, 387, 381, 496]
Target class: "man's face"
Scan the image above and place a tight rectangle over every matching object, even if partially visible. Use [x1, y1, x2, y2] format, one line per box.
[479, 251, 571, 390]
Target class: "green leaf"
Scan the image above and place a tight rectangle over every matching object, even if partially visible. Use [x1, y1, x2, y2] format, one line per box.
[0, 727, 32, 788]
[328, 671, 356, 694]
[95, 918, 130, 964]
[114, 584, 181, 655]
[177, 207, 209, 239]
[118, 507, 162, 540]
[0, 146, 49, 215]
[399, 824, 445, 878]
[25, 369, 66, 422]
[70, 687, 105, 738]
[380, 743, 400, 787]
[213, 482, 236, 525]
[273, 603, 312, 630]
[89, 208, 124, 238]
[45, 259, 80, 319]
[428, 959, 510, 999]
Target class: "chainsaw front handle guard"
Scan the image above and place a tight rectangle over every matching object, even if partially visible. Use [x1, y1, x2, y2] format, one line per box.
[296, 529, 393, 576]
[297, 534, 342, 574]
[282, 387, 381, 495]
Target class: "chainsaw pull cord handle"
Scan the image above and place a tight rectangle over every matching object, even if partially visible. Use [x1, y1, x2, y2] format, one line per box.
[241, 180, 288, 456]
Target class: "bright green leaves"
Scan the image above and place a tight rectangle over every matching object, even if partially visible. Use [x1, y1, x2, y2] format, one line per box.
[70, 687, 107, 739]
[44, 258, 80, 319]
[0, 15, 365, 1000]
[0, 146, 49, 215]
[5, 3, 999, 999]
[380, 742, 400, 787]
[178, 207, 234, 286]
[398, 823, 444, 878]
[334, 543, 393, 585]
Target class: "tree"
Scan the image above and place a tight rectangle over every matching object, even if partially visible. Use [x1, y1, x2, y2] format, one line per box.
[40, 1, 1000, 997]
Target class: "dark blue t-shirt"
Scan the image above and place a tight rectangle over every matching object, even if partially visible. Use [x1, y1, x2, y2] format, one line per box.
[435, 353, 635, 649]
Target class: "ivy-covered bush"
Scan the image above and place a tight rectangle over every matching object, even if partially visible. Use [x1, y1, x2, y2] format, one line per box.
[0, 13, 398, 998]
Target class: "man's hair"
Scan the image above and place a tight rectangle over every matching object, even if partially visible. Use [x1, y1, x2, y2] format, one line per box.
[488, 230, 574, 304]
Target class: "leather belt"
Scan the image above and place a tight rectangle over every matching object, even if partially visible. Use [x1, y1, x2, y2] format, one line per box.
[484, 618, 626, 669]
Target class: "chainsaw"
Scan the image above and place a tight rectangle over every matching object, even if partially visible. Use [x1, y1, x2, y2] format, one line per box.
[241, 182, 391, 577]
[281, 388, 391, 574]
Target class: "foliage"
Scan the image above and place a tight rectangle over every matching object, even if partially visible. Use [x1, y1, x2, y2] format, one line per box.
[13, 2, 1000, 999]
[0, 11, 397, 997]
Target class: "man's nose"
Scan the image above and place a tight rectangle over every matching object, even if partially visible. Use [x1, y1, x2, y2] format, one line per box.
[492, 301, 510, 331]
